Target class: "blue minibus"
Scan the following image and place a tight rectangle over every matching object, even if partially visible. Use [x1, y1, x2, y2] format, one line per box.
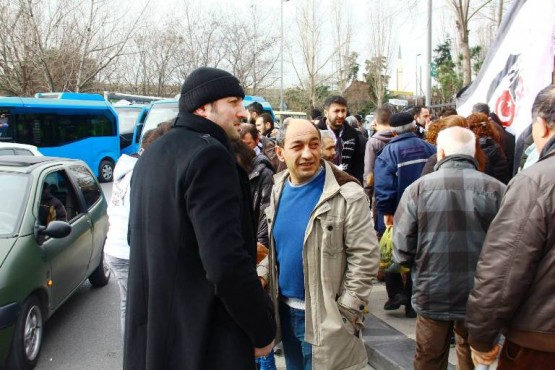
[0, 92, 120, 182]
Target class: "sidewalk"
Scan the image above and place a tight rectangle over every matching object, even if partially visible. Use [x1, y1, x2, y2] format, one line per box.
[274, 282, 494, 370]
[363, 282, 456, 370]
[273, 281, 447, 370]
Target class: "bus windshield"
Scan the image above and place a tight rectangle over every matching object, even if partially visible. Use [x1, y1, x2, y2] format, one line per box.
[114, 107, 142, 135]
[142, 101, 178, 138]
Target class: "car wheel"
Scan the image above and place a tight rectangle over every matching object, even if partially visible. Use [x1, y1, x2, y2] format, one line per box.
[98, 159, 114, 183]
[89, 251, 111, 287]
[7, 295, 43, 370]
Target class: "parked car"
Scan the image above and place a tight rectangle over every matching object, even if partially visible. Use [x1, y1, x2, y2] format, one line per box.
[0, 156, 110, 369]
[0, 143, 43, 156]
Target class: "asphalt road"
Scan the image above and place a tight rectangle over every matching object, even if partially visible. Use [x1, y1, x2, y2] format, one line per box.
[35, 183, 124, 370]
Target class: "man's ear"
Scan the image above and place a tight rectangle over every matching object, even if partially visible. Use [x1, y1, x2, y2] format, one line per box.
[266, 122, 271, 131]
[275, 145, 285, 162]
[539, 117, 550, 137]
[194, 103, 210, 118]
[437, 147, 445, 160]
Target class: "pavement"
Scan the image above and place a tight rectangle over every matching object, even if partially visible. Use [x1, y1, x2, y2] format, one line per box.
[363, 282, 456, 370]
[273, 281, 456, 370]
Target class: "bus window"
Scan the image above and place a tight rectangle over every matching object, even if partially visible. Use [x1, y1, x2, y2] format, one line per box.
[14, 114, 116, 147]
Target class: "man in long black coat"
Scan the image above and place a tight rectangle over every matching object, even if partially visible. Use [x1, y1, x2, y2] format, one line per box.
[124, 67, 276, 369]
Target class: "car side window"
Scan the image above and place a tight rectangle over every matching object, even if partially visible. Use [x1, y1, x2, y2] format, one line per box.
[15, 149, 33, 155]
[0, 148, 15, 155]
[69, 165, 101, 209]
[41, 171, 81, 224]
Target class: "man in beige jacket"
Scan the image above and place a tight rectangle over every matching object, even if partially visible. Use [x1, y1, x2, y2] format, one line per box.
[259, 118, 379, 370]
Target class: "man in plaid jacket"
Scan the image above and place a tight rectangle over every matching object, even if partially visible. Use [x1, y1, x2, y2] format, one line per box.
[392, 126, 506, 370]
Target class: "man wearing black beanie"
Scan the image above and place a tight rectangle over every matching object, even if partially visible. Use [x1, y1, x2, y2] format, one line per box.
[125, 67, 276, 370]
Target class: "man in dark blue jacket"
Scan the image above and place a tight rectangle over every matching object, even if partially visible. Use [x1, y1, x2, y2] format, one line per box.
[374, 112, 435, 318]
[125, 67, 276, 369]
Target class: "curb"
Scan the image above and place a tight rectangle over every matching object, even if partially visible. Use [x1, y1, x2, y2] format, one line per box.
[363, 314, 455, 370]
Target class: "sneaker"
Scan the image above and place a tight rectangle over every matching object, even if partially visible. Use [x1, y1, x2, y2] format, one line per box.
[384, 293, 409, 310]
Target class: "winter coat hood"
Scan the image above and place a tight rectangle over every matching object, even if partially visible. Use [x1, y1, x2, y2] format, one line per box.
[113, 154, 138, 182]
[250, 154, 274, 180]
[371, 129, 394, 144]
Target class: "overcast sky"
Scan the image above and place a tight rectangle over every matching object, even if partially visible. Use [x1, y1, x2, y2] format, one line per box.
[145, 0, 502, 93]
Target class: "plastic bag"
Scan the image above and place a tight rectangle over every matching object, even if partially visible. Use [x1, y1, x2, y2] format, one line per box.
[379, 226, 394, 271]
[379, 226, 409, 273]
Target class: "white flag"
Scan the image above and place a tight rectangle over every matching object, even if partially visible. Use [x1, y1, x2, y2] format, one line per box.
[456, 0, 555, 140]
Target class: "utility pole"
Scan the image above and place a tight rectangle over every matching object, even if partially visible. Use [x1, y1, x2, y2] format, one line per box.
[425, 0, 432, 107]
[415, 53, 421, 103]
[280, 0, 290, 111]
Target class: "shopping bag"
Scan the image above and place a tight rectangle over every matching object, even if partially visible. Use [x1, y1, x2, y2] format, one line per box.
[379, 226, 394, 271]
[379, 226, 409, 273]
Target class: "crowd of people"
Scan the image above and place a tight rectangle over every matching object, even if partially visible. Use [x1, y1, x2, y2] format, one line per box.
[103, 66, 554, 370]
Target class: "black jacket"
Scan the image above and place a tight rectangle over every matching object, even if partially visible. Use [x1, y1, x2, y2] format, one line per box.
[481, 137, 510, 184]
[124, 112, 275, 370]
[317, 118, 365, 182]
[249, 154, 274, 247]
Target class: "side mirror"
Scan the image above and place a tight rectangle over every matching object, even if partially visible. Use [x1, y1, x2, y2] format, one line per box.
[34, 220, 72, 241]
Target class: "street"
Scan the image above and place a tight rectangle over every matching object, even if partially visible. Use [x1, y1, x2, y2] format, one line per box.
[35, 183, 123, 370]
[35, 278, 123, 370]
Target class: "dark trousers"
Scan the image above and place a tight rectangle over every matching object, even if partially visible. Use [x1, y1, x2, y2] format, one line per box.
[413, 315, 473, 370]
[384, 271, 413, 301]
[498, 339, 555, 370]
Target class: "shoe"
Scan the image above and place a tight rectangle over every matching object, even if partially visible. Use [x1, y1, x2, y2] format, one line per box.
[405, 306, 417, 318]
[273, 343, 283, 356]
[384, 293, 409, 310]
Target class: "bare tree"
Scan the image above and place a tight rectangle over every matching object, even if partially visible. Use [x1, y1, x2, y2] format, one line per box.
[448, 0, 496, 86]
[331, 2, 354, 94]
[222, 6, 279, 95]
[171, 0, 226, 80]
[364, 3, 393, 108]
[292, 0, 336, 108]
[72, 0, 150, 91]
[0, 0, 149, 95]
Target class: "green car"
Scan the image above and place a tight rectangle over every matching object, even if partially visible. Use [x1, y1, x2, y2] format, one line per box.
[0, 156, 110, 369]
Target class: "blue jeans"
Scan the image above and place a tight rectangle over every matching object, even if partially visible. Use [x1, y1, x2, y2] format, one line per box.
[279, 301, 312, 370]
[105, 254, 128, 339]
[256, 350, 276, 370]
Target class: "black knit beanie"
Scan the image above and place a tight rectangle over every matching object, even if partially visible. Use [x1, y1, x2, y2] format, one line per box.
[179, 67, 245, 113]
[390, 112, 415, 127]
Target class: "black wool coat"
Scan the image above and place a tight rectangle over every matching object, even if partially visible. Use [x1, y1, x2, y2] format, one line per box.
[124, 112, 275, 370]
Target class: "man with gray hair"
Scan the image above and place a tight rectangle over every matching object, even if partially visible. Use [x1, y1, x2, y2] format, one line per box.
[467, 84, 555, 368]
[393, 126, 506, 370]
[320, 129, 336, 162]
[374, 112, 435, 317]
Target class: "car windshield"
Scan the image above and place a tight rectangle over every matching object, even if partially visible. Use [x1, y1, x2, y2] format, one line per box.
[0, 173, 30, 236]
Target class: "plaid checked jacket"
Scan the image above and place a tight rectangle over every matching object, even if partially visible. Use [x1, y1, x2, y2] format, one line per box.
[392, 155, 506, 321]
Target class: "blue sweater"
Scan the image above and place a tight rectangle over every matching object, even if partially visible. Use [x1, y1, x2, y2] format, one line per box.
[273, 169, 325, 300]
